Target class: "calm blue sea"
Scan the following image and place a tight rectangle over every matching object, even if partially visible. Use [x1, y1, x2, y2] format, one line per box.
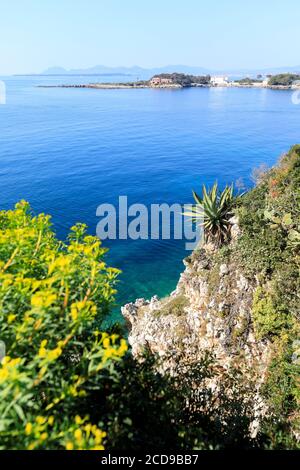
[0, 75, 299, 320]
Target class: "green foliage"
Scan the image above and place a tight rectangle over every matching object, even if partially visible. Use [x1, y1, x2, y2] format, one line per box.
[233, 145, 300, 447]
[288, 229, 300, 251]
[184, 182, 237, 247]
[268, 73, 300, 86]
[151, 73, 211, 86]
[252, 287, 292, 340]
[101, 353, 262, 451]
[261, 335, 300, 449]
[236, 145, 300, 278]
[264, 209, 293, 230]
[0, 201, 263, 451]
[234, 77, 262, 84]
[0, 201, 127, 450]
[236, 185, 284, 277]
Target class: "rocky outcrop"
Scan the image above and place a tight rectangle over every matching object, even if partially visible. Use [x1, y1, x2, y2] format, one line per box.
[121, 147, 300, 443]
[122, 217, 272, 379]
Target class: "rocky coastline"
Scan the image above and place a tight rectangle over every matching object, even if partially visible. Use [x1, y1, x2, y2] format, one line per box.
[38, 72, 300, 90]
[39, 82, 295, 90]
[121, 145, 300, 440]
[121, 216, 272, 374]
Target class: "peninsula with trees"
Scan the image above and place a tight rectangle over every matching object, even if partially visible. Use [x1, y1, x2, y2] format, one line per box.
[40, 72, 300, 90]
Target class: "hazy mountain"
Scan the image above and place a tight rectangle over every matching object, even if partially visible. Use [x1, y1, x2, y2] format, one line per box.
[41, 64, 211, 78]
[42, 66, 69, 75]
[260, 65, 300, 74]
[224, 65, 300, 77]
[41, 64, 300, 78]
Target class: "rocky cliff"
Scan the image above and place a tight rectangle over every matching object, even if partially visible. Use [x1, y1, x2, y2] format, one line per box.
[122, 217, 271, 378]
[122, 146, 300, 438]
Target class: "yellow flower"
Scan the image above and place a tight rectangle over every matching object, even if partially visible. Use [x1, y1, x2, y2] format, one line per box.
[48, 255, 72, 275]
[36, 416, 47, 425]
[94, 429, 104, 444]
[38, 340, 62, 362]
[0, 368, 9, 382]
[117, 339, 128, 356]
[47, 347, 62, 361]
[70, 301, 84, 321]
[70, 300, 96, 322]
[2, 277, 13, 288]
[0, 357, 22, 382]
[38, 347, 47, 358]
[31, 294, 43, 308]
[102, 337, 110, 349]
[2, 356, 11, 365]
[104, 348, 115, 360]
[7, 314, 16, 324]
[48, 416, 54, 426]
[25, 423, 33, 435]
[75, 415, 82, 425]
[9, 358, 20, 367]
[31, 291, 57, 309]
[66, 441, 74, 450]
[32, 280, 42, 291]
[84, 423, 92, 437]
[74, 429, 82, 443]
[71, 306, 78, 321]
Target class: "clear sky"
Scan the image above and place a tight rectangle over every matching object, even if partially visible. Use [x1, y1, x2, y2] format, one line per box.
[1, 0, 300, 75]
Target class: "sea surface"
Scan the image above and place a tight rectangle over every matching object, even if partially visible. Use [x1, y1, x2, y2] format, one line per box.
[0, 75, 299, 320]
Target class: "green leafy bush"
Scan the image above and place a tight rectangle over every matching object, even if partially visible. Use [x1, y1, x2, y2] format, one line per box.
[0, 201, 127, 449]
[234, 77, 262, 84]
[233, 145, 300, 446]
[261, 336, 300, 449]
[102, 353, 263, 451]
[268, 74, 300, 86]
[252, 287, 292, 340]
[0, 202, 261, 451]
[236, 145, 300, 279]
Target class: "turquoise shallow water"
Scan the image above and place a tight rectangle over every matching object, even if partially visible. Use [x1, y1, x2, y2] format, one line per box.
[0, 75, 299, 319]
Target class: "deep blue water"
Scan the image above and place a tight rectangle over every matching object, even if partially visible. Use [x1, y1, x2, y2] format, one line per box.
[0, 75, 299, 319]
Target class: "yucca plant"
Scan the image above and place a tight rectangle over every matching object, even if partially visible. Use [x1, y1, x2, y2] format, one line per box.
[184, 182, 236, 247]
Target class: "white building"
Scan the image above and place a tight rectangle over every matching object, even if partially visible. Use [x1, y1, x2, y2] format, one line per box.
[262, 77, 271, 87]
[210, 75, 229, 86]
[291, 80, 300, 89]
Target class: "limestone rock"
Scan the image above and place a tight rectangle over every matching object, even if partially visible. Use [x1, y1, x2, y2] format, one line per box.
[121, 222, 272, 432]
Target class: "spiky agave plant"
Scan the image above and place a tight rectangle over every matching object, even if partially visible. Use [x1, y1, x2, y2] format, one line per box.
[184, 182, 235, 247]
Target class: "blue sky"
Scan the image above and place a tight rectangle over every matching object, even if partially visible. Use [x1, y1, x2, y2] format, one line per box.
[1, 0, 299, 74]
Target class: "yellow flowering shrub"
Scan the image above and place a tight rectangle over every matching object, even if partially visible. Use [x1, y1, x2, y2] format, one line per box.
[0, 201, 127, 449]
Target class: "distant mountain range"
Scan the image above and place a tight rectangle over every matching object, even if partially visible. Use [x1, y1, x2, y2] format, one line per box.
[41, 65, 211, 78]
[39, 64, 300, 78]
